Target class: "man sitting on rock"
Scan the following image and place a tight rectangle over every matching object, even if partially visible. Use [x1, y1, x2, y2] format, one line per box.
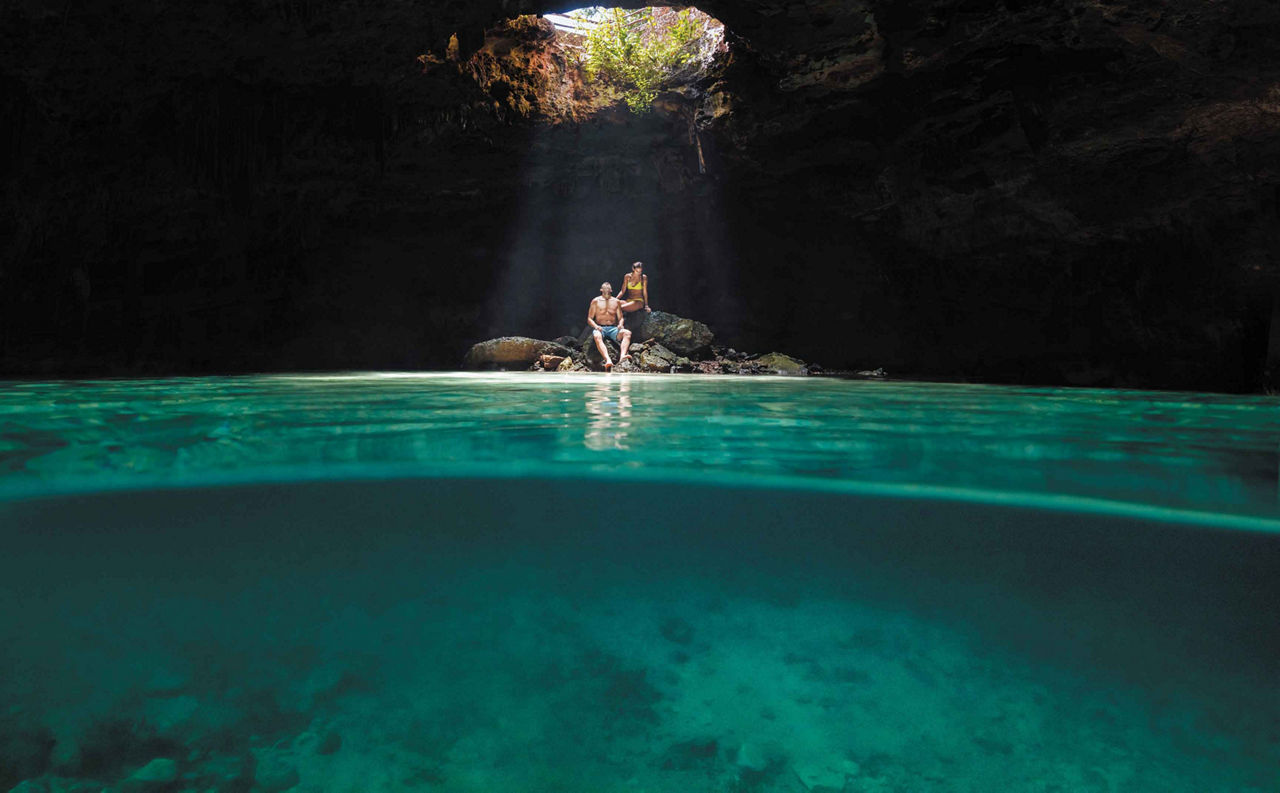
[587, 281, 632, 371]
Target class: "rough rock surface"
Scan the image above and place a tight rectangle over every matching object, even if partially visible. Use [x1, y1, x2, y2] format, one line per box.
[2, 1, 1277, 389]
[752, 353, 808, 376]
[633, 342, 682, 373]
[581, 337, 622, 369]
[629, 311, 716, 358]
[462, 337, 573, 370]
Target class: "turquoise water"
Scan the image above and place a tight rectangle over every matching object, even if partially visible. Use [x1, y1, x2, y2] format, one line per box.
[1, 373, 1277, 792]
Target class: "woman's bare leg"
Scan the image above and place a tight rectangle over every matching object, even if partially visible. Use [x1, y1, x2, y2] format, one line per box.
[619, 300, 643, 313]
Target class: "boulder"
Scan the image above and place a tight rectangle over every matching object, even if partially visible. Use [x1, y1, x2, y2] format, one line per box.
[537, 354, 565, 370]
[581, 336, 621, 368]
[629, 311, 714, 357]
[633, 342, 680, 372]
[462, 336, 574, 370]
[753, 352, 808, 375]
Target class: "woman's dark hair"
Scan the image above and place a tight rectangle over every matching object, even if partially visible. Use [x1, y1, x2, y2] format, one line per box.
[632, 261, 643, 270]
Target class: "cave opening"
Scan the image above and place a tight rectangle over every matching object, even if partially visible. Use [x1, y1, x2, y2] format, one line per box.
[542, 6, 727, 114]
[460, 5, 738, 347]
[2, 2, 1274, 389]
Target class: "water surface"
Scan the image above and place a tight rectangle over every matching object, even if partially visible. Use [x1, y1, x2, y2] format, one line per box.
[1, 374, 1277, 793]
[2, 373, 1276, 524]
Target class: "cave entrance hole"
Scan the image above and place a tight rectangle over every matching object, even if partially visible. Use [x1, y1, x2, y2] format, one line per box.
[474, 6, 735, 342]
[541, 6, 727, 114]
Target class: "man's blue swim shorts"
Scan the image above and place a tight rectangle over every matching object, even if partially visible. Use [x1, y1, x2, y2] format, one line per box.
[597, 325, 621, 343]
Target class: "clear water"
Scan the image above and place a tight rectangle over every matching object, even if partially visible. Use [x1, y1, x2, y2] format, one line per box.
[0, 373, 1277, 793]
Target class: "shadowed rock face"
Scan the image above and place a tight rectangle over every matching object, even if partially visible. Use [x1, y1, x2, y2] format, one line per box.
[629, 311, 715, 357]
[1, 1, 1277, 389]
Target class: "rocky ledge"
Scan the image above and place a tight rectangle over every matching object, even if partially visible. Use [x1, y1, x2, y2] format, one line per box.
[462, 310, 829, 376]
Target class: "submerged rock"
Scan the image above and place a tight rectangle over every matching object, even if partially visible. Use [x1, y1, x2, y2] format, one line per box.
[7, 778, 102, 793]
[251, 747, 300, 793]
[629, 311, 714, 357]
[0, 719, 55, 792]
[462, 336, 574, 370]
[123, 757, 178, 787]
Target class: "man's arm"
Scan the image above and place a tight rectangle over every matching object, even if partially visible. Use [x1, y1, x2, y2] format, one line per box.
[587, 299, 599, 330]
[615, 298, 625, 329]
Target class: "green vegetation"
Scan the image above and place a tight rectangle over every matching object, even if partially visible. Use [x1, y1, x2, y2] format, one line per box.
[571, 7, 722, 113]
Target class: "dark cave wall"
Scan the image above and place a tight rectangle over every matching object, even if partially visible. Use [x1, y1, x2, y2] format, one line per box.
[2, 0, 1278, 389]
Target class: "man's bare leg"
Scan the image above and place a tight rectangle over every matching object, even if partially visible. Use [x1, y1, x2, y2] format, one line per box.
[593, 330, 613, 369]
[620, 329, 632, 362]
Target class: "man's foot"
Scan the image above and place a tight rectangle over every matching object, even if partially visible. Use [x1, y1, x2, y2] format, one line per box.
[603, 362, 613, 371]
[620, 355, 632, 363]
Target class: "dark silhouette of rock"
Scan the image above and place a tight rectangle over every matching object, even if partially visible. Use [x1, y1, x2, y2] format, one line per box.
[0, 719, 55, 792]
[462, 337, 573, 370]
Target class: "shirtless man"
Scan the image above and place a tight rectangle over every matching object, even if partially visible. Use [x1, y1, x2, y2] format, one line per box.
[587, 282, 632, 371]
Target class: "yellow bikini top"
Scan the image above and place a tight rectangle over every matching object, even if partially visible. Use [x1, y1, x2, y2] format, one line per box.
[624, 276, 644, 295]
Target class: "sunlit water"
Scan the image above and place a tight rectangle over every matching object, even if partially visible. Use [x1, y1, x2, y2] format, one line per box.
[1, 373, 1277, 793]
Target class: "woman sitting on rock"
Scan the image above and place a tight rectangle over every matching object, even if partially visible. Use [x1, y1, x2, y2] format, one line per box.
[619, 261, 651, 313]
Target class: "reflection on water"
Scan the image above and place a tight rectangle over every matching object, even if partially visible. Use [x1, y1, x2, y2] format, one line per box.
[0, 372, 1276, 523]
[583, 378, 632, 450]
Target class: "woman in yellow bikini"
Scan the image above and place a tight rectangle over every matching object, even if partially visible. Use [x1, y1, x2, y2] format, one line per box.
[619, 261, 651, 313]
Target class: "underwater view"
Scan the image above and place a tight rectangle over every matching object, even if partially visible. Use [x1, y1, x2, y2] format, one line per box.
[1, 373, 1278, 793]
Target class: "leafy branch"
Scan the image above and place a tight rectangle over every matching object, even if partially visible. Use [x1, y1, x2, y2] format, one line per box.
[574, 7, 721, 113]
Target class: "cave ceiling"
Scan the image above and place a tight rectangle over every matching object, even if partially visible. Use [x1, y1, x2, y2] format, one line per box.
[1, 0, 1278, 387]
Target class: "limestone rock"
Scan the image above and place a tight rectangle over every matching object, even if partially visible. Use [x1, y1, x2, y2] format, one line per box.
[735, 742, 770, 773]
[537, 353, 565, 370]
[753, 352, 808, 375]
[792, 757, 859, 792]
[633, 342, 680, 372]
[250, 747, 299, 793]
[462, 337, 574, 370]
[629, 311, 714, 357]
[581, 337, 621, 368]
[125, 757, 179, 787]
[198, 752, 252, 790]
